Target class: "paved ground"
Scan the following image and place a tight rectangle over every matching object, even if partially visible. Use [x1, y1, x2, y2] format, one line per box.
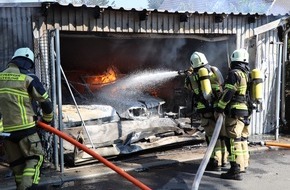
[56, 148, 290, 190]
[1, 134, 290, 190]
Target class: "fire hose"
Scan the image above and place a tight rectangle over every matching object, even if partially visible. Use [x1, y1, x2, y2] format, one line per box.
[191, 114, 224, 190]
[37, 121, 152, 190]
[253, 141, 290, 149]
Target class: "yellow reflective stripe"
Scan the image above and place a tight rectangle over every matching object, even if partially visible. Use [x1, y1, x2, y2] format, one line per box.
[0, 119, 3, 132]
[0, 73, 26, 81]
[197, 102, 205, 109]
[225, 83, 236, 90]
[42, 92, 49, 99]
[242, 149, 248, 155]
[4, 122, 35, 132]
[214, 147, 222, 151]
[18, 96, 28, 124]
[211, 84, 220, 90]
[21, 156, 43, 184]
[15, 174, 22, 183]
[0, 88, 29, 97]
[218, 101, 227, 109]
[237, 85, 247, 94]
[33, 155, 43, 184]
[229, 139, 235, 162]
[235, 149, 244, 156]
[231, 104, 248, 110]
[23, 168, 36, 176]
[42, 112, 53, 122]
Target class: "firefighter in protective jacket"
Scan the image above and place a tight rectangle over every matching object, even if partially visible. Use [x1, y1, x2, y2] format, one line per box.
[0, 47, 53, 190]
[184, 51, 227, 171]
[215, 48, 251, 180]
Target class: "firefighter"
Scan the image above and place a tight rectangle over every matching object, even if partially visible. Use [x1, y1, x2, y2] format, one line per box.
[215, 48, 251, 180]
[184, 51, 227, 171]
[0, 47, 53, 190]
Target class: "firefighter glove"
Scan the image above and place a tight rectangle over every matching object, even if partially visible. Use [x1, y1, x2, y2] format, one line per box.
[41, 118, 53, 126]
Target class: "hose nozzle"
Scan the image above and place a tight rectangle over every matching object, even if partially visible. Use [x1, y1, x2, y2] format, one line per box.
[178, 67, 193, 75]
[178, 70, 186, 75]
[178, 69, 192, 75]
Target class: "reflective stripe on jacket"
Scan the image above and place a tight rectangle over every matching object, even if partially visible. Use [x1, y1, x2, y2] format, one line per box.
[185, 66, 223, 113]
[217, 68, 249, 117]
[0, 63, 52, 132]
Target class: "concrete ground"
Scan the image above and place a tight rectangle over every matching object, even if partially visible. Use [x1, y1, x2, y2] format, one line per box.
[0, 134, 289, 190]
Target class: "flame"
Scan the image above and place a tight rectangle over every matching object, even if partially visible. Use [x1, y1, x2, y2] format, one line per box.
[148, 88, 158, 97]
[85, 66, 118, 85]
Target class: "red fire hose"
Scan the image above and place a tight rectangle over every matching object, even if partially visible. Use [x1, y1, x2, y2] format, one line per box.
[37, 121, 152, 190]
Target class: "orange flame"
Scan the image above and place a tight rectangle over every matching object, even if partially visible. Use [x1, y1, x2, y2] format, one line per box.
[85, 66, 118, 85]
[148, 88, 158, 97]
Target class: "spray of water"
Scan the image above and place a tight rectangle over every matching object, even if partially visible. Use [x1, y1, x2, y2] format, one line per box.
[119, 69, 179, 91]
[94, 69, 179, 113]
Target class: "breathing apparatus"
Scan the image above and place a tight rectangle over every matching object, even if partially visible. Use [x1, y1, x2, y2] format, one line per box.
[190, 51, 213, 101]
[250, 69, 263, 111]
[231, 49, 263, 112]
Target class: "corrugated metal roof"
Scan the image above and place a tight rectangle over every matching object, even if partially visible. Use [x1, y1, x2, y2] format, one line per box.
[0, 0, 56, 7]
[267, 0, 290, 15]
[50, 1, 285, 16]
[2, 0, 287, 16]
[159, 0, 284, 15]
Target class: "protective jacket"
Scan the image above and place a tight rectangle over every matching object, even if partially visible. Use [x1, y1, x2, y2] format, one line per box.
[0, 62, 53, 133]
[216, 64, 249, 117]
[185, 65, 223, 113]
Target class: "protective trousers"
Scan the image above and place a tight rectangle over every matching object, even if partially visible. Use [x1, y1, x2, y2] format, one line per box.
[201, 112, 227, 167]
[224, 116, 245, 172]
[3, 132, 44, 190]
[242, 124, 250, 169]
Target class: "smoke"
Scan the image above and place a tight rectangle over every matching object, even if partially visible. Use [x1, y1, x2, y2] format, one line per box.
[109, 38, 187, 70]
[94, 69, 178, 112]
[149, 38, 187, 68]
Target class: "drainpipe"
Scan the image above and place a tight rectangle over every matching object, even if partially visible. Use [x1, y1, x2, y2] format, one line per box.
[55, 29, 64, 172]
[49, 30, 59, 171]
[281, 27, 290, 128]
[276, 43, 283, 140]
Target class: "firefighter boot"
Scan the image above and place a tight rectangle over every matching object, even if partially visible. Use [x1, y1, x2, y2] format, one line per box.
[220, 162, 242, 180]
[206, 158, 221, 171]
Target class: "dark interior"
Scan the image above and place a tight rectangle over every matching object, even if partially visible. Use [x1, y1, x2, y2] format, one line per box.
[59, 31, 235, 115]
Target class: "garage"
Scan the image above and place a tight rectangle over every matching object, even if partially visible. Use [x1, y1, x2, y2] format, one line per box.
[0, 1, 288, 169]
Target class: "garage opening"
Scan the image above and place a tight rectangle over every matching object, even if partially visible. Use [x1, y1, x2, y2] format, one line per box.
[46, 31, 237, 165]
[59, 31, 235, 119]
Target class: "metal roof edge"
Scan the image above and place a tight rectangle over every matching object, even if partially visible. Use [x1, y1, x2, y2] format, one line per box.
[0, 2, 41, 7]
[0, 0, 55, 7]
[4, 1, 285, 17]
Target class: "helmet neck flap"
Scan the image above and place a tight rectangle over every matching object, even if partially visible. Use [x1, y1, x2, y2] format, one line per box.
[10, 57, 34, 73]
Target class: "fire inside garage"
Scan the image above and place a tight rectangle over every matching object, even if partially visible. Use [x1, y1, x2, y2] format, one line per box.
[59, 32, 234, 114]
[55, 31, 236, 164]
